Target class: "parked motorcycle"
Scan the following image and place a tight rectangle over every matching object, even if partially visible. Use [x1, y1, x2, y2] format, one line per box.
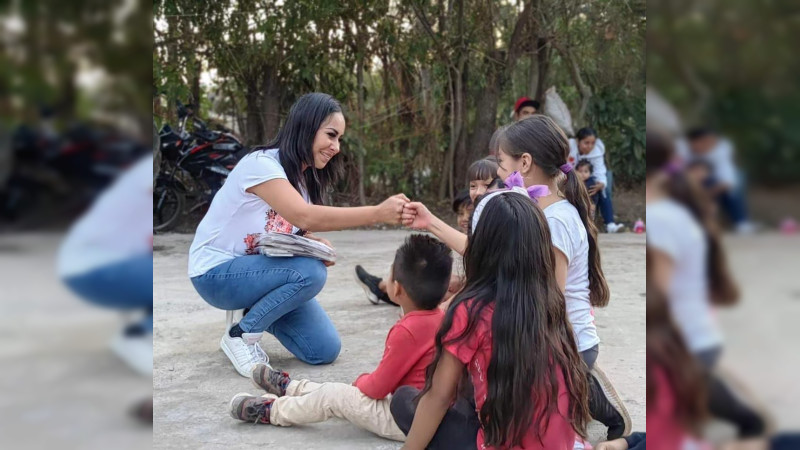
[1, 120, 148, 226]
[154, 101, 245, 232]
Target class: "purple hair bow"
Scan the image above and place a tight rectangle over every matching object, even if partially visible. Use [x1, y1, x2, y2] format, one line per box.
[503, 171, 550, 201]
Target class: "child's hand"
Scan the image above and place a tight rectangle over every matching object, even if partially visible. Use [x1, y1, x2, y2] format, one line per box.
[402, 202, 432, 230]
[596, 438, 628, 450]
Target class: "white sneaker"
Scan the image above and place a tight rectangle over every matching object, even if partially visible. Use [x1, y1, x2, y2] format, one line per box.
[735, 221, 757, 234]
[111, 329, 153, 376]
[606, 222, 624, 233]
[220, 326, 269, 377]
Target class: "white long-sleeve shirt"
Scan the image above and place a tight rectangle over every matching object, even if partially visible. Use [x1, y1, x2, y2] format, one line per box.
[568, 138, 608, 188]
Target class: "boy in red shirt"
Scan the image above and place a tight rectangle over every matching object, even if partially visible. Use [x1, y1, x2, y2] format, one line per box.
[228, 235, 452, 441]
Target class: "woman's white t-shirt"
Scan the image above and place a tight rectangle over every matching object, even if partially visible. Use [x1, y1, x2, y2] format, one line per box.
[543, 200, 600, 352]
[188, 149, 309, 277]
[58, 155, 153, 278]
[646, 198, 722, 353]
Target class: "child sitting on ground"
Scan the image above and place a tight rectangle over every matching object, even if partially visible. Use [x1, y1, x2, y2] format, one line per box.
[228, 235, 452, 442]
[575, 159, 598, 219]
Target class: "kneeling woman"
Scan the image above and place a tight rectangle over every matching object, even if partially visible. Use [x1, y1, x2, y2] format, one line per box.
[188, 93, 408, 376]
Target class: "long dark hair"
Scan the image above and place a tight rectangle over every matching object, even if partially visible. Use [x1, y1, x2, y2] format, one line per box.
[499, 115, 610, 307]
[646, 249, 708, 434]
[252, 92, 345, 205]
[646, 131, 739, 305]
[421, 193, 590, 446]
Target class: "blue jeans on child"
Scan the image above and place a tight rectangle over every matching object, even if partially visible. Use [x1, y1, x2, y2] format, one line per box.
[63, 253, 153, 332]
[191, 254, 341, 365]
[585, 176, 615, 225]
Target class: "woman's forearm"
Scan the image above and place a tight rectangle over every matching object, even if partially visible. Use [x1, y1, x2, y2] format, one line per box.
[303, 204, 381, 232]
[427, 215, 468, 255]
[402, 393, 451, 450]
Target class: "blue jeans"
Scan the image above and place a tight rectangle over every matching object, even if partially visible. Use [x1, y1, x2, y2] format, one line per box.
[191, 255, 341, 365]
[63, 253, 153, 332]
[585, 177, 615, 225]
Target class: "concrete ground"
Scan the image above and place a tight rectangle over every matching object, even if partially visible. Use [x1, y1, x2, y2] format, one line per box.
[2, 231, 796, 449]
[153, 231, 647, 449]
[0, 233, 151, 450]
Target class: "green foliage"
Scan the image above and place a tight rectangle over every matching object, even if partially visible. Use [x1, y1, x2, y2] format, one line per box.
[154, 0, 645, 201]
[587, 88, 646, 187]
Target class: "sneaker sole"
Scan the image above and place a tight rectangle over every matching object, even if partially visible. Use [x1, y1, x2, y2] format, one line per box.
[220, 336, 252, 378]
[229, 392, 254, 420]
[353, 270, 381, 305]
[591, 365, 632, 437]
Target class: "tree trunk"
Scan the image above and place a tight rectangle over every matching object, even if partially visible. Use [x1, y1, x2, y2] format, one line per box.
[260, 65, 281, 142]
[191, 59, 201, 115]
[356, 43, 366, 206]
[245, 77, 264, 146]
[439, 67, 460, 200]
[399, 64, 417, 196]
[554, 42, 592, 127]
[535, 38, 550, 103]
[465, 59, 500, 181]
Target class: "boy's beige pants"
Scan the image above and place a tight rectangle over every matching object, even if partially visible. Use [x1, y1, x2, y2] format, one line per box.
[269, 379, 406, 441]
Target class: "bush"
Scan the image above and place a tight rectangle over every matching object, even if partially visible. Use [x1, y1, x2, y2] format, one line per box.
[587, 88, 646, 188]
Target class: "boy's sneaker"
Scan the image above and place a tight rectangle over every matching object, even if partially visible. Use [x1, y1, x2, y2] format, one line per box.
[354, 265, 398, 306]
[111, 326, 153, 376]
[589, 365, 631, 440]
[606, 222, 624, 233]
[251, 363, 291, 397]
[220, 326, 269, 377]
[229, 392, 275, 424]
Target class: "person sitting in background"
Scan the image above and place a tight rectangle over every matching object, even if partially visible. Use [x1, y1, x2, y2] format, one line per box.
[568, 127, 624, 233]
[685, 127, 755, 234]
[512, 96, 540, 121]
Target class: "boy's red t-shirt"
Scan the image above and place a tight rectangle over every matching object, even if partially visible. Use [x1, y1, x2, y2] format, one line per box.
[443, 301, 576, 450]
[354, 309, 444, 399]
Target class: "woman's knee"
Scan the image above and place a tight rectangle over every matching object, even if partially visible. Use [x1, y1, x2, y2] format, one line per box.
[302, 332, 341, 365]
[300, 259, 327, 296]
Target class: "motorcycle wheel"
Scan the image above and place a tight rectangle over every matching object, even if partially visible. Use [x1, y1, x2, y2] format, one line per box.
[153, 182, 184, 232]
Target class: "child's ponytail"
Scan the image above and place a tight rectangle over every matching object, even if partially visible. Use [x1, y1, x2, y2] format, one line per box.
[500, 116, 611, 308]
[561, 165, 611, 307]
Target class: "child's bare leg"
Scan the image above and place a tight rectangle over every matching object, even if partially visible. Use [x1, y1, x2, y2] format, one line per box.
[378, 279, 387, 293]
[270, 382, 406, 441]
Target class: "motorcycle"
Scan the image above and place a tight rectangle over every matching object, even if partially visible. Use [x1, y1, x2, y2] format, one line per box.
[154, 101, 245, 232]
[1, 120, 148, 226]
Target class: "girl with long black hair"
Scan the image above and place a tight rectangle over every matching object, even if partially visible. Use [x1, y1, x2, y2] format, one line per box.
[188, 93, 409, 377]
[393, 191, 591, 449]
